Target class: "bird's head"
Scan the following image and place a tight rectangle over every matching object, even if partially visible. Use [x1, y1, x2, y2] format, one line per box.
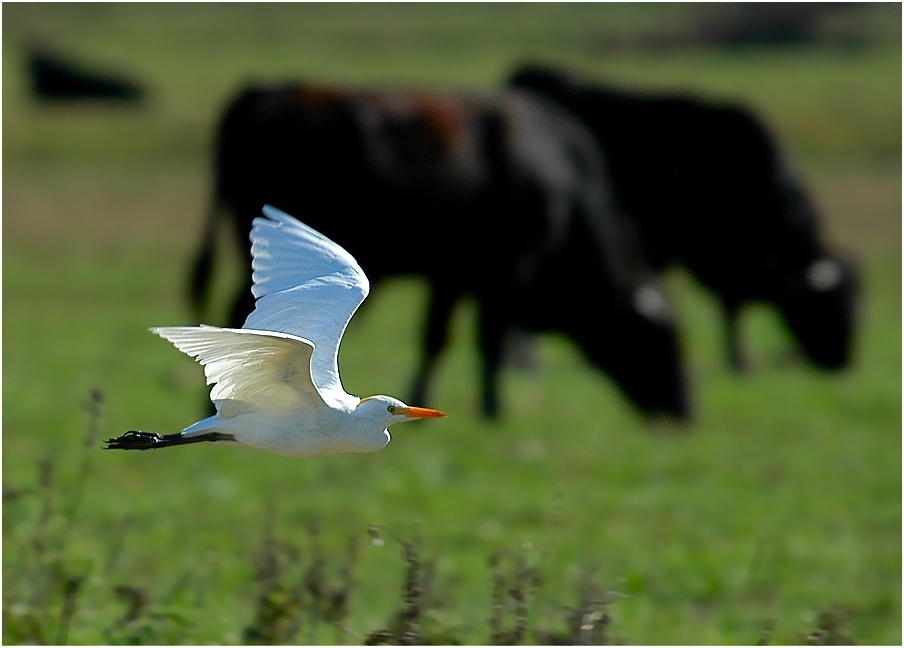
[355, 395, 446, 427]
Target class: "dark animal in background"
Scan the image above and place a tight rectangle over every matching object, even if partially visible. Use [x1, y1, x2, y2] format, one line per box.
[26, 45, 146, 104]
[510, 64, 859, 372]
[190, 81, 689, 420]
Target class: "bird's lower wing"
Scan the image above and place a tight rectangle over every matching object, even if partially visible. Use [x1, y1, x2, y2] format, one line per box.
[152, 326, 325, 415]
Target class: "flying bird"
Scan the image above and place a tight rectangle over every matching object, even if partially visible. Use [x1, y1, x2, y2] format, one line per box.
[105, 205, 446, 457]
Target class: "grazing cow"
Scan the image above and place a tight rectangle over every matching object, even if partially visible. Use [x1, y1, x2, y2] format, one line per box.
[190, 81, 689, 419]
[26, 46, 146, 104]
[510, 65, 859, 371]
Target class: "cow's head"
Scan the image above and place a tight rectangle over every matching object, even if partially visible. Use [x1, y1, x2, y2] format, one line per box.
[564, 279, 691, 420]
[750, 155, 860, 370]
[707, 116, 861, 372]
[508, 64, 572, 96]
[776, 254, 859, 370]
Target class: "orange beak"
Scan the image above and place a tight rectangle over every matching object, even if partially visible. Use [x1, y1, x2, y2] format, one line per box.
[400, 406, 447, 419]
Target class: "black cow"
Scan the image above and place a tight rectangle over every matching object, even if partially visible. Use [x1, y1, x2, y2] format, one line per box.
[190, 81, 689, 419]
[26, 46, 146, 104]
[510, 65, 858, 372]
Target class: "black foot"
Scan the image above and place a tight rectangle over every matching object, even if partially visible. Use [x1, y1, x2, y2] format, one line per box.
[104, 430, 235, 451]
[729, 355, 750, 374]
[104, 430, 165, 450]
[409, 379, 428, 412]
[481, 394, 501, 421]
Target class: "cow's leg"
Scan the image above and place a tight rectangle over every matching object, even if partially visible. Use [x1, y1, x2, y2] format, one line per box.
[725, 301, 748, 372]
[224, 201, 262, 329]
[476, 300, 508, 420]
[409, 285, 458, 407]
[227, 277, 256, 329]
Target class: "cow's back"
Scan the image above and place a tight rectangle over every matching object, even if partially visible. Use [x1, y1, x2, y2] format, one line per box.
[509, 65, 828, 301]
[214, 82, 516, 285]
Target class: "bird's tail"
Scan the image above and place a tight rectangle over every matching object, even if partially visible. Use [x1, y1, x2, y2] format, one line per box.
[104, 430, 235, 451]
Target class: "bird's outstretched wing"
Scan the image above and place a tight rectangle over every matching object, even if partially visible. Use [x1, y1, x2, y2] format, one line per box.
[243, 205, 370, 398]
[152, 326, 324, 416]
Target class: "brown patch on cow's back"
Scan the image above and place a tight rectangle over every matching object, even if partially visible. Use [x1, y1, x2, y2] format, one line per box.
[296, 83, 473, 153]
[297, 83, 344, 110]
[414, 94, 470, 150]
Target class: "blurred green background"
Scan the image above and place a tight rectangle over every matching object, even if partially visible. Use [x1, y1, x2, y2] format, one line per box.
[3, 3, 901, 644]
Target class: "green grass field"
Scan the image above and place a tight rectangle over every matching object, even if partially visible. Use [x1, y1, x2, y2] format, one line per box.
[3, 4, 901, 644]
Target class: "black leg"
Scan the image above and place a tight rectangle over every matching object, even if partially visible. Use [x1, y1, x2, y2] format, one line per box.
[409, 285, 459, 406]
[725, 302, 748, 372]
[227, 278, 256, 330]
[104, 430, 235, 451]
[477, 301, 507, 420]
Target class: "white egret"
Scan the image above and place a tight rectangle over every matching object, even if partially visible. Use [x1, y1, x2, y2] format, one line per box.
[105, 205, 445, 457]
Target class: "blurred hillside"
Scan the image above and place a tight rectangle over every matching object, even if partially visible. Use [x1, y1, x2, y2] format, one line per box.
[3, 3, 900, 165]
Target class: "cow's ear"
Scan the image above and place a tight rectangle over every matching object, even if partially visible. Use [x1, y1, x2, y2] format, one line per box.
[633, 283, 672, 322]
[806, 258, 843, 292]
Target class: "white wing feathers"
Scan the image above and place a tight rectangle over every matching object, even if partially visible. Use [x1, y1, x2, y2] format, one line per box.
[244, 205, 369, 397]
[152, 326, 322, 416]
[152, 206, 368, 413]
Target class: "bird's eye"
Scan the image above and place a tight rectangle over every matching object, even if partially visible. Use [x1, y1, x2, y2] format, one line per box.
[387, 405, 397, 414]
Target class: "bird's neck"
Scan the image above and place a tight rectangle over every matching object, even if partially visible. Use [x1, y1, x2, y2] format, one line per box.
[345, 415, 391, 454]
